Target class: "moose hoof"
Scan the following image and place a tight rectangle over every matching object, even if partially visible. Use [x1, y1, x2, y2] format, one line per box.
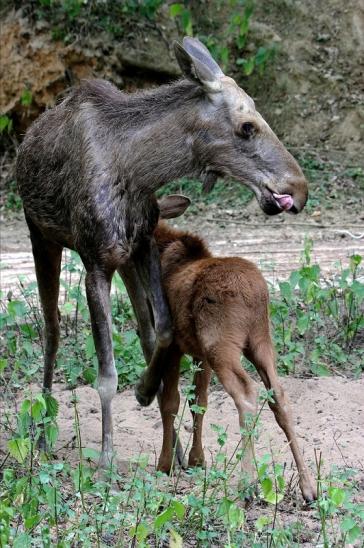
[134, 381, 156, 407]
[301, 482, 317, 504]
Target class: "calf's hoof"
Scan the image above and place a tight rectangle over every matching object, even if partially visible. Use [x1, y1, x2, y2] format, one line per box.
[188, 451, 206, 469]
[135, 378, 157, 407]
[157, 460, 173, 475]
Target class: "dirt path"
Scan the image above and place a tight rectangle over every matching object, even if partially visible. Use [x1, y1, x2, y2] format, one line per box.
[1, 210, 363, 293]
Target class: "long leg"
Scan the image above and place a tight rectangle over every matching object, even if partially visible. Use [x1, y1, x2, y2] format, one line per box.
[245, 338, 317, 502]
[188, 361, 211, 467]
[206, 346, 257, 479]
[118, 261, 155, 361]
[27, 218, 63, 397]
[85, 266, 117, 468]
[133, 237, 173, 406]
[157, 346, 182, 473]
[118, 261, 185, 467]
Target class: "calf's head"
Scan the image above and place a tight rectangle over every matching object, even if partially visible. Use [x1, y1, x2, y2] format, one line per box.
[175, 37, 308, 215]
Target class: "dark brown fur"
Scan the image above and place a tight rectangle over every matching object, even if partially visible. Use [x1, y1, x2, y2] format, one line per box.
[154, 222, 317, 502]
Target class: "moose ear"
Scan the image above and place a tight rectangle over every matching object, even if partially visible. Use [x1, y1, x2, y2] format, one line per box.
[158, 194, 191, 219]
[173, 37, 223, 93]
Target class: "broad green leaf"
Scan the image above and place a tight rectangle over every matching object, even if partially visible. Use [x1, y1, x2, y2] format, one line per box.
[129, 521, 149, 542]
[85, 334, 95, 358]
[155, 507, 174, 529]
[261, 477, 273, 496]
[39, 471, 50, 484]
[328, 486, 345, 507]
[228, 503, 244, 529]
[347, 525, 361, 543]
[297, 314, 309, 334]
[20, 399, 31, 415]
[279, 281, 292, 302]
[171, 499, 186, 520]
[340, 516, 356, 533]
[218, 496, 232, 517]
[45, 394, 59, 418]
[8, 438, 30, 463]
[255, 515, 271, 531]
[14, 533, 31, 548]
[45, 423, 58, 447]
[264, 491, 284, 504]
[7, 300, 27, 318]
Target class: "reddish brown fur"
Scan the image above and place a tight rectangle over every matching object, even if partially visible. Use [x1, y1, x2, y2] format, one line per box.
[154, 222, 317, 502]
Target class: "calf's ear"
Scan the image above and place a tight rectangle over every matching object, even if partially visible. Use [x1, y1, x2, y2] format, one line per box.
[158, 194, 191, 219]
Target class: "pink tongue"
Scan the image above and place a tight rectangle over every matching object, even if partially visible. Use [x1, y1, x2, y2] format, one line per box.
[273, 193, 294, 211]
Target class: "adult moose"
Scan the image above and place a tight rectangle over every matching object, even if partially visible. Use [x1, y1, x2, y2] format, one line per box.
[16, 37, 308, 469]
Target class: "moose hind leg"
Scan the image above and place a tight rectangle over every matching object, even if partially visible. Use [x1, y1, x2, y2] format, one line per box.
[246, 339, 317, 502]
[85, 267, 118, 469]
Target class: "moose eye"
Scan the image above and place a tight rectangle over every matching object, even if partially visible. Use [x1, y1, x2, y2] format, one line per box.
[239, 122, 256, 139]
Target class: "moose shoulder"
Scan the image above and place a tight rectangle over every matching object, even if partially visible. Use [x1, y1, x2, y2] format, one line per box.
[16, 37, 308, 469]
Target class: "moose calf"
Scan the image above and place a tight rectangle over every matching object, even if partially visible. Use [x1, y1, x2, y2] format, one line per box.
[152, 218, 317, 503]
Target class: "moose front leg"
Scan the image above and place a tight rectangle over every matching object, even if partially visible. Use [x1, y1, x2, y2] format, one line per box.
[118, 261, 156, 361]
[85, 267, 118, 469]
[133, 237, 173, 407]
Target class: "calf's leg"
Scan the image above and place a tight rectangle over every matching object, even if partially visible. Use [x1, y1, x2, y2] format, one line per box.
[246, 338, 317, 502]
[188, 361, 211, 467]
[157, 347, 182, 473]
[206, 346, 257, 480]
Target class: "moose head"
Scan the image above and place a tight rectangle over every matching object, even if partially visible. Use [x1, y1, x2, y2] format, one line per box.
[174, 37, 308, 215]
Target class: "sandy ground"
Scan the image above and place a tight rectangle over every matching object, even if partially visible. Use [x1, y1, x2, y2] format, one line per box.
[46, 376, 364, 480]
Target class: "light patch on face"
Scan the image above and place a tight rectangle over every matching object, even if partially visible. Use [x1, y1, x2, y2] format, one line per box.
[220, 76, 256, 115]
[214, 76, 273, 136]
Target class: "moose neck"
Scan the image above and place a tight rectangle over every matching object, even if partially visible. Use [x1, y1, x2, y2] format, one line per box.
[116, 80, 206, 197]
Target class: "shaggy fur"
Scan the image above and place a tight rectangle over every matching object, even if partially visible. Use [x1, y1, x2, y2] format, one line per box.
[154, 222, 317, 503]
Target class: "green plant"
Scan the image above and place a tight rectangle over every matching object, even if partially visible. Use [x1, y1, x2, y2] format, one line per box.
[20, 89, 33, 107]
[1, 180, 22, 211]
[199, 0, 276, 76]
[0, 114, 13, 134]
[270, 241, 363, 376]
[170, 3, 193, 36]
[2, 241, 364, 545]
[157, 176, 253, 213]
